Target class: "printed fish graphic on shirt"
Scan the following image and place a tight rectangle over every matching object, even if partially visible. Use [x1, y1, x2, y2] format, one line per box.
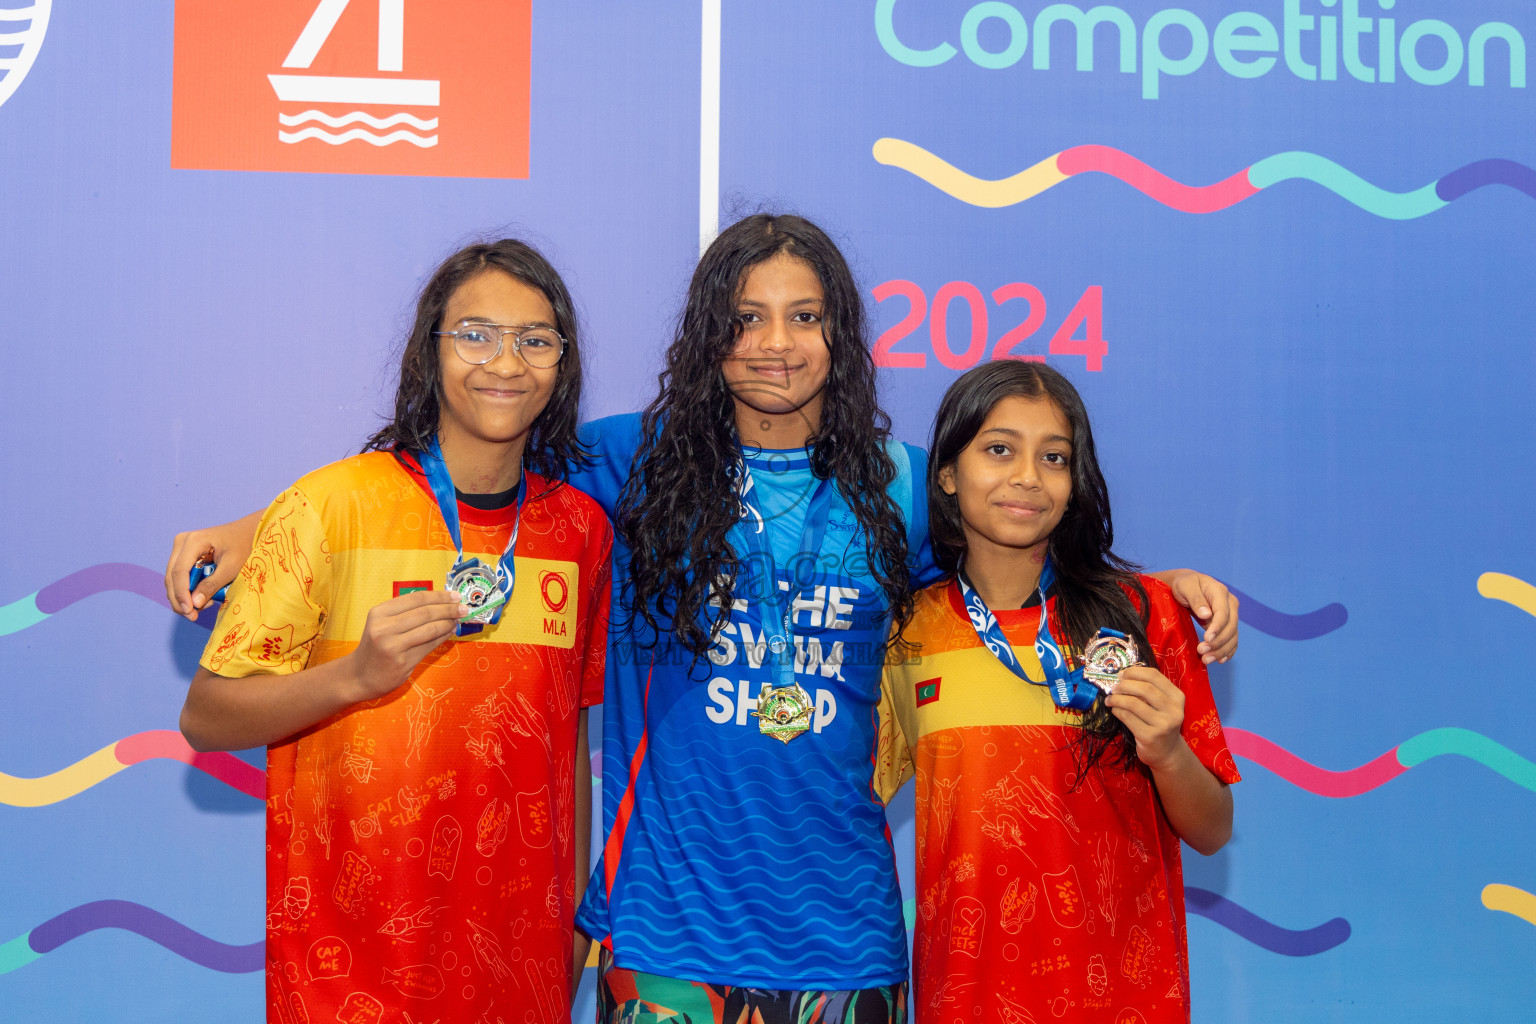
[381, 963, 445, 999]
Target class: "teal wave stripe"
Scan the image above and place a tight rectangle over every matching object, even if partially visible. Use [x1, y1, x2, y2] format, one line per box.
[1248, 152, 1447, 220]
[1397, 728, 1536, 793]
[0, 932, 41, 975]
[0, 593, 46, 637]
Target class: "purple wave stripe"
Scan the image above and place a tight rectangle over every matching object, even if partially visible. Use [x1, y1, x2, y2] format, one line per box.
[34, 563, 167, 615]
[27, 900, 262, 973]
[29, 562, 217, 630]
[1227, 585, 1348, 641]
[1436, 159, 1536, 203]
[1186, 887, 1351, 956]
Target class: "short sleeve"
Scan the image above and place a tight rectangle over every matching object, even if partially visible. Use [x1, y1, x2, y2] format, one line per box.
[903, 443, 945, 589]
[579, 521, 613, 709]
[571, 414, 645, 520]
[874, 660, 916, 804]
[1140, 577, 1242, 786]
[199, 485, 331, 678]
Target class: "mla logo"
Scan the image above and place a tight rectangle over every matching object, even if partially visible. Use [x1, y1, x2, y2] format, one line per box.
[538, 569, 568, 613]
[171, 0, 530, 178]
[0, 1, 52, 112]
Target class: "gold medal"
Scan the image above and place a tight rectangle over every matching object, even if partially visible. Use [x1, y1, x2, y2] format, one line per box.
[1082, 633, 1139, 693]
[751, 683, 814, 743]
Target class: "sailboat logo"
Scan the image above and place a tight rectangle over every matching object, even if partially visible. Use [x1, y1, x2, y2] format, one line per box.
[269, 0, 437, 148]
[172, 0, 530, 179]
[0, 0, 51, 112]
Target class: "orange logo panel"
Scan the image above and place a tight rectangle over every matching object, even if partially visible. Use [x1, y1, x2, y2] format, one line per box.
[172, 0, 529, 179]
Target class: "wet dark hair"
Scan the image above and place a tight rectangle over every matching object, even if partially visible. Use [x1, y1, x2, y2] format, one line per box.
[363, 238, 586, 483]
[929, 359, 1147, 775]
[617, 213, 913, 659]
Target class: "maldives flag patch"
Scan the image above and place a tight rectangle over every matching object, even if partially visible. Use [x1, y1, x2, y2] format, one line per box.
[915, 677, 942, 707]
[393, 580, 433, 597]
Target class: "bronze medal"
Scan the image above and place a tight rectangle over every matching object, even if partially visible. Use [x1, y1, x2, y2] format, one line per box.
[1082, 633, 1140, 693]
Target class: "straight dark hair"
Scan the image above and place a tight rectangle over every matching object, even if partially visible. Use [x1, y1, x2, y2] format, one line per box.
[929, 359, 1146, 775]
[363, 239, 587, 483]
[617, 213, 913, 658]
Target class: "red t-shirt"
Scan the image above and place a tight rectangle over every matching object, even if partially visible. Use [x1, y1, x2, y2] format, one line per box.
[878, 576, 1240, 1024]
[201, 452, 611, 1024]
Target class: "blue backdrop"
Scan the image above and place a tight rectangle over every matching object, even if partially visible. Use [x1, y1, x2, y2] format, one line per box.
[2, 1, 1533, 1020]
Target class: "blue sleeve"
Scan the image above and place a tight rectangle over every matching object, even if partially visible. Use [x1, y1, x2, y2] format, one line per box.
[902, 442, 944, 588]
[570, 413, 645, 519]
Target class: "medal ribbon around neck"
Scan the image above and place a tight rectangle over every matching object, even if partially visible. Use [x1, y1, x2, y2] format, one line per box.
[730, 454, 836, 690]
[419, 436, 526, 638]
[958, 556, 1101, 711]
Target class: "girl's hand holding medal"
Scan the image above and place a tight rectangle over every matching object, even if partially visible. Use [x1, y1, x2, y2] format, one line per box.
[343, 589, 470, 702]
[1102, 666, 1190, 772]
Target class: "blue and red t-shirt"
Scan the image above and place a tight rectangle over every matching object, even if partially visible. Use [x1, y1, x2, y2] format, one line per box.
[570, 413, 940, 989]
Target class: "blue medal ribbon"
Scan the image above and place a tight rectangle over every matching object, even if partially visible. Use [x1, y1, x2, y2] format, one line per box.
[418, 436, 525, 638]
[730, 454, 836, 689]
[958, 557, 1102, 711]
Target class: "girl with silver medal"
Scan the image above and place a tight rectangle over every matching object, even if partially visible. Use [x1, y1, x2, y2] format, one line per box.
[880, 360, 1239, 1023]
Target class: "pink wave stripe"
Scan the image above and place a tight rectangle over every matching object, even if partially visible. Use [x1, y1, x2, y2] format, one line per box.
[1056, 145, 1259, 214]
[114, 731, 265, 800]
[1225, 728, 1407, 798]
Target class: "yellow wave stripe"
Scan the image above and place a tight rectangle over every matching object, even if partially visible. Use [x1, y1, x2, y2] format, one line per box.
[872, 138, 1065, 208]
[1478, 572, 1536, 618]
[1481, 883, 1536, 927]
[0, 744, 126, 807]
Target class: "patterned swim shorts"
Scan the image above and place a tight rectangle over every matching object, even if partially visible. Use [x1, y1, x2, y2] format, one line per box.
[596, 947, 908, 1024]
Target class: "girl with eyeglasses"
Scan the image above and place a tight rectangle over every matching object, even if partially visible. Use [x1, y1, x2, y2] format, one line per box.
[167, 215, 1237, 1022]
[176, 239, 612, 1024]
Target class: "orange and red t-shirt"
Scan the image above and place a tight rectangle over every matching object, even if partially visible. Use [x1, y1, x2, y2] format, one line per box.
[200, 451, 611, 1024]
[878, 576, 1239, 1024]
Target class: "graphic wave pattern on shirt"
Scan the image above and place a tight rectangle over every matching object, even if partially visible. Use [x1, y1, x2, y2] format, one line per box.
[200, 452, 612, 1024]
[571, 414, 937, 989]
[878, 577, 1240, 1023]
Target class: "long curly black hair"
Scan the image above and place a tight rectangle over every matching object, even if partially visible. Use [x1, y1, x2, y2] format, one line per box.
[363, 238, 586, 484]
[617, 213, 913, 660]
[929, 359, 1148, 776]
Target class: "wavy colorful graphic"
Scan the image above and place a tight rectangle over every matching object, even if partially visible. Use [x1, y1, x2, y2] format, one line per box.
[6, 562, 1342, 646]
[1481, 884, 1536, 928]
[1226, 586, 1347, 640]
[873, 139, 1536, 219]
[1185, 888, 1350, 956]
[1229, 727, 1536, 797]
[0, 731, 264, 807]
[0, 901, 262, 976]
[897, 893, 1346, 955]
[1478, 572, 1536, 619]
[0, 562, 213, 636]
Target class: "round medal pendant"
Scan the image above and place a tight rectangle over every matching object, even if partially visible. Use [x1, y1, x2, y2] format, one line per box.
[448, 560, 507, 625]
[1083, 633, 1139, 693]
[750, 683, 814, 743]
